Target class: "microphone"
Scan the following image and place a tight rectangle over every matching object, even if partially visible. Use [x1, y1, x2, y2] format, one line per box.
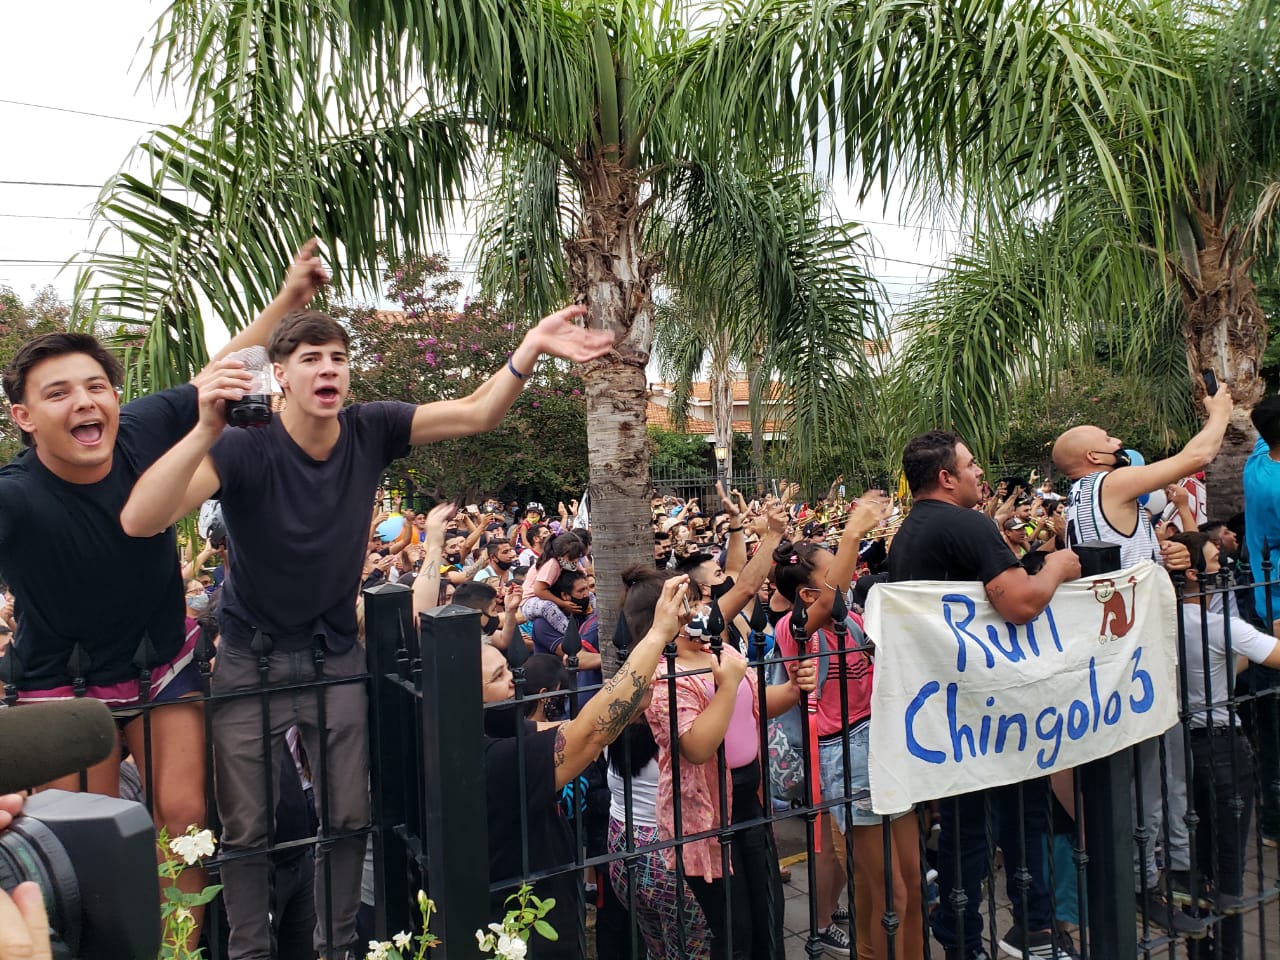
[225, 345, 273, 428]
[0, 699, 117, 793]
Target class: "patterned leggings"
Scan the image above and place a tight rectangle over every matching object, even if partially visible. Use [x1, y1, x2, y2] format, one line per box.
[606, 817, 711, 960]
[520, 596, 568, 634]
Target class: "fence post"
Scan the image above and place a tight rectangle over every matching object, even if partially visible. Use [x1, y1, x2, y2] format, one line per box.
[365, 581, 417, 939]
[1074, 540, 1137, 960]
[419, 602, 489, 958]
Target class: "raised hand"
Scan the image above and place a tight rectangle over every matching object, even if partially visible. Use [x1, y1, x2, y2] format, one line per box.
[651, 575, 693, 638]
[279, 238, 329, 311]
[527, 305, 615, 363]
[848, 490, 892, 536]
[193, 357, 253, 432]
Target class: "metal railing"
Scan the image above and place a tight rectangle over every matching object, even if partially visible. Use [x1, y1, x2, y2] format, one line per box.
[5, 543, 1276, 960]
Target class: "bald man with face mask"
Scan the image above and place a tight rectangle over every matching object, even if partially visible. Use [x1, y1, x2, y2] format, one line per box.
[1051, 385, 1233, 936]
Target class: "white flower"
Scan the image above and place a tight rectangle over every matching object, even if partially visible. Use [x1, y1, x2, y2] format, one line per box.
[173, 906, 193, 924]
[476, 929, 490, 949]
[393, 932, 413, 950]
[364, 941, 390, 960]
[189, 829, 216, 858]
[497, 934, 528, 960]
[168, 827, 217, 866]
[417, 889, 430, 912]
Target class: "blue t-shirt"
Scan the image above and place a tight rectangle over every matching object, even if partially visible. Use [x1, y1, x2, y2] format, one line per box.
[210, 401, 415, 652]
[1244, 437, 1280, 623]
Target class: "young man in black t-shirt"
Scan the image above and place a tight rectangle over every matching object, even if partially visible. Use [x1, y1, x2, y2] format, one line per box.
[0, 243, 325, 941]
[121, 306, 612, 959]
[888, 431, 1081, 960]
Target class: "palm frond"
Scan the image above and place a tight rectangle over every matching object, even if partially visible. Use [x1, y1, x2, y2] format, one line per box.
[470, 138, 573, 321]
[77, 114, 475, 392]
[661, 160, 886, 483]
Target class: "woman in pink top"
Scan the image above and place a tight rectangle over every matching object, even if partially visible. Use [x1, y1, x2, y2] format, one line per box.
[645, 580, 816, 960]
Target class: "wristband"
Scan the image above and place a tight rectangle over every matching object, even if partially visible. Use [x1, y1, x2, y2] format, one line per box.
[727, 526, 743, 533]
[507, 356, 529, 381]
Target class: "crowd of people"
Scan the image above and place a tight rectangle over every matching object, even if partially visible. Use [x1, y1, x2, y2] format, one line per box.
[0, 240, 1277, 960]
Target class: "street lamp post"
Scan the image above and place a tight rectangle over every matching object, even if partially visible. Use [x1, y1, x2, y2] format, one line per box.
[713, 440, 729, 485]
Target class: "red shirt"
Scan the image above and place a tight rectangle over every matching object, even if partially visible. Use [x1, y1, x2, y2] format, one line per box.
[773, 610, 873, 734]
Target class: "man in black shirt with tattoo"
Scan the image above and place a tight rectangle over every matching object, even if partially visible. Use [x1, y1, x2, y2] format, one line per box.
[889, 431, 1081, 960]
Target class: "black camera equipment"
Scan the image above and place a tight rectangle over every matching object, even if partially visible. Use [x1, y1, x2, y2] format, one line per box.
[0, 790, 160, 959]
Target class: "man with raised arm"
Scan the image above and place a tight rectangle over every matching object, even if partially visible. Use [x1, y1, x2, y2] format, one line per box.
[120, 304, 611, 960]
[0, 241, 326, 945]
[1052, 386, 1231, 938]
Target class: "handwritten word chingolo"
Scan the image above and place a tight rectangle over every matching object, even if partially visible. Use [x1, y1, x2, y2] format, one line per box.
[863, 561, 1178, 815]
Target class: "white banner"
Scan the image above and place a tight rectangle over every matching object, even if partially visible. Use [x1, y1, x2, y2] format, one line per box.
[864, 560, 1178, 814]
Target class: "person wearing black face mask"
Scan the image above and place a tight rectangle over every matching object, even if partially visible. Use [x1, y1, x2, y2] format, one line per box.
[653, 532, 673, 569]
[481, 575, 695, 960]
[674, 499, 788, 653]
[474, 538, 518, 589]
[450, 581, 519, 650]
[532, 571, 601, 707]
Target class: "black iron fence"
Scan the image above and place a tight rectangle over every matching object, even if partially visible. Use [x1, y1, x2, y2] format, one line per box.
[6, 544, 1279, 960]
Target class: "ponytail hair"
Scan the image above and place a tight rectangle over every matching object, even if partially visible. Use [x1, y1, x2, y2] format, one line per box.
[771, 538, 826, 603]
[620, 565, 678, 642]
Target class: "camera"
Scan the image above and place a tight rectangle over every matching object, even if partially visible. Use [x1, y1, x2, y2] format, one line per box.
[0, 790, 160, 959]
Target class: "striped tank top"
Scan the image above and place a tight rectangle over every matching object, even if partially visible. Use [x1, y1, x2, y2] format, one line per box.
[1065, 471, 1160, 568]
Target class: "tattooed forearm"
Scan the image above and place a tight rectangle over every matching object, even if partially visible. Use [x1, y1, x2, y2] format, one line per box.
[594, 669, 652, 742]
[552, 725, 567, 768]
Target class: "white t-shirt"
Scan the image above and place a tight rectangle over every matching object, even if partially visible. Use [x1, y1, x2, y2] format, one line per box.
[1181, 603, 1277, 728]
[607, 758, 659, 828]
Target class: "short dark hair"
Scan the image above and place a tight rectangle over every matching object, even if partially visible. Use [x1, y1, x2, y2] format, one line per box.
[902, 430, 962, 496]
[550, 569, 586, 600]
[267, 310, 350, 363]
[452, 581, 497, 611]
[3, 333, 124, 447]
[674, 553, 714, 577]
[485, 538, 509, 558]
[1252, 396, 1280, 448]
[1170, 530, 1213, 575]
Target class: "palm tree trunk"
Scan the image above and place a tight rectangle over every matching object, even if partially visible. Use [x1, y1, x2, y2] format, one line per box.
[710, 327, 734, 480]
[1174, 201, 1268, 516]
[567, 162, 659, 673]
[748, 349, 767, 493]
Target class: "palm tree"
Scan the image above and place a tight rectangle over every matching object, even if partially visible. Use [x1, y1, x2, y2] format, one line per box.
[832, 0, 1278, 512]
[79, 0, 1274, 644]
[78, 2, 886, 652]
[651, 200, 882, 484]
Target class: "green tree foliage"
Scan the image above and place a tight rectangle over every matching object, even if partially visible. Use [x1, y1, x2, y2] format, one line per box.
[646, 427, 710, 477]
[339, 255, 588, 506]
[0, 286, 74, 462]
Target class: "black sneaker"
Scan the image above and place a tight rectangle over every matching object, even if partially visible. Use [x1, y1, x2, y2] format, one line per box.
[1138, 889, 1208, 939]
[998, 925, 1080, 959]
[811, 923, 851, 957]
[1214, 890, 1248, 915]
[831, 903, 850, 924]
[943, 949, 991, 960]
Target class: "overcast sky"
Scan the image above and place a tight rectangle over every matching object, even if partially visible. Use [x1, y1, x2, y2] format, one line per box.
[0, 1, 956, 355]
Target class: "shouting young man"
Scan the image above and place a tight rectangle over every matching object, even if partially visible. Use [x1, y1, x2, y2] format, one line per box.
[0, 240, 327, 944]
[120, 304, 611, 959]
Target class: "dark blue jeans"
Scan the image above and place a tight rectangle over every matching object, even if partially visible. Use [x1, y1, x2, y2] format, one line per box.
[1189, 728, 1255, 960]
[931, 779, 1054, 951]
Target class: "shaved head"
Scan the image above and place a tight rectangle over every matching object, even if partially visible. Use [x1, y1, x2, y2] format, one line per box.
[1052, 425, 1120, 479]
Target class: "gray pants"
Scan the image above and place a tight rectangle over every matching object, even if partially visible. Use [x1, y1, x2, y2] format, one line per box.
[212, 643, 370, 959]
[1133, 725, 1190, 890]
